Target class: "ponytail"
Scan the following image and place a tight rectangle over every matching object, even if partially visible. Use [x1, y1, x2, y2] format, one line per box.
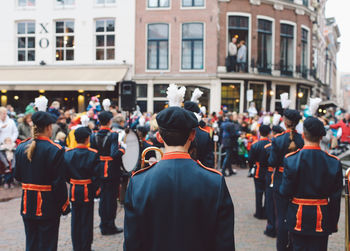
[25, 125, 43, 162]
[288, 130, 297, 152]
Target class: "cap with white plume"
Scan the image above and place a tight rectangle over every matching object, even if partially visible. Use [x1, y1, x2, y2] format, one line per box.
[35, 96, 48, 112]
[273, 113, 281, 126]
[309, 97, 322, 116]
[166, 84, 186, 107]
[280, 93, 291, 109]
[102, 99, 111, 111]
[80, 115, 89, 127]
[200, 106, 207, 115]
[191, 88, 203, 103]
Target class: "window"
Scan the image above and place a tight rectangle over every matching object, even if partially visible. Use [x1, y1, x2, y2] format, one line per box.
[148, 0, 169, 8]
[302, 0, 308, 7]
[18, 0, 35, 7]
[137, 84, 148, 98]
[221, 83, 240, 112]
[154, 101, 167, 113]
[147, 24, 169, 70]
[137, 101, 147, 113]
[280, 24, 294, 76]
[154, 84, 169, 97]
[257, 19, 272, 74]
[95, 19, 115, 60]
[17, 22, 35, 62]
[96, 0, 116, 4]
[182, 23, 204, 70]
[55, 0, 75, 6]
[301, 28, 308, 78]
[182, 0, 204, 7]
[55, 20, 74, 61]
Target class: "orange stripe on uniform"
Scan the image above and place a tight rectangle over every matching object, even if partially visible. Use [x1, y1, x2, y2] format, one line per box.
[62, 198, 70, 212]
[294, 204, 303, 231]
[22, 183, 52, 216]
[70, 179, 92, 202]
[100, 156, 113, 178]
[254, 162, 260, 179]
[197, 160, 222, 176]
[36, 192, 43, 216]
[22, 189, 27, 214]
[316, 206, 323, 232]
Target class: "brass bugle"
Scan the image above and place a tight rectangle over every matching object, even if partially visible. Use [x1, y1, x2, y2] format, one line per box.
[141, 147, 163, 169]
[345, 168, 350, 251]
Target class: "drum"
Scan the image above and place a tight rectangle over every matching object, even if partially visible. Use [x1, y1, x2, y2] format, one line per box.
[122, 129, 141, 172]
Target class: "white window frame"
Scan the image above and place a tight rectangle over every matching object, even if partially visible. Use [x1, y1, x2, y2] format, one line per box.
[180, 0, 206, 9]
[146, 0, 171, 10]
[280, 20, 297, 76]
[54, 20, 75, 62]
[94, 0, 117, 7]
[301, 25, 311, 76]
[16, 21, 36, 63]
[54, 0, 75, 9]
[17, 0, 36, 9]
[257, 15, 275, 72]
[94, 18, 116, 62]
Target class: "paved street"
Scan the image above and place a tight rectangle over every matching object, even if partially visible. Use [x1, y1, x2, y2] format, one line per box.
[0, 168, 345, 251]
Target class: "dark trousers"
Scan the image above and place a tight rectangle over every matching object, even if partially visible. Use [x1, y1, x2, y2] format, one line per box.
[291, 233, 328, 251]
[222, 147, 234, 175]
[227, 55, 237, 72]
[254, 178, 266, 218]
[99, 181, 119, 231]
[23, 217, 60, 251]
[71, 202, 94, 251]
[265, 172, 276, 234]
[275, 191, 291, 251]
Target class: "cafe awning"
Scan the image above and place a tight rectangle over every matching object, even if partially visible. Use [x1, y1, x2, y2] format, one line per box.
[0, 65, 129, 91]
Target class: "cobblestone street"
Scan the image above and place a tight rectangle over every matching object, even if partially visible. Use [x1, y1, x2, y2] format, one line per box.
[0, 168, 345, 251]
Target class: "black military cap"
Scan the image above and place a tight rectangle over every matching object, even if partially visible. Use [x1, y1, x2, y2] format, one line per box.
[98, 111, 113, 125]
[74, 127, 91, 142]
[32, 111, 57, 127]
[303, 117, 326, 137]
[156, 106, 198, 131]
[283, 109, 302, 124]
[184, 101, 200, 113]
[259, 125, 271, 136]
[137, 125, 149, 135]
[272, 125, 284, 134]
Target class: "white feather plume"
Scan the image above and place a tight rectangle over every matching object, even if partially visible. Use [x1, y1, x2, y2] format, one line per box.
[191, 88, 203, 103]
[80, 115, 89, 127]
[102, 99, 111, 111]
[309, 97, 322, 116]
[167, 84, 186, 107]
[35, 96, 48, 112]
[280, 93, 291, 109]
[263, 116, 271, 125]
[273, 113, 281, 126]
[200, 106, 207, 115]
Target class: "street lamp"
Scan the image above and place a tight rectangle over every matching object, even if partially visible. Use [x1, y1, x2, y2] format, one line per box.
[297, 92, 304, 98]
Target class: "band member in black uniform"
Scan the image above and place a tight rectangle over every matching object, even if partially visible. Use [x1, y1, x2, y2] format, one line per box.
[124, 106, 235, 251]
[280, 117, 342, 251]
[248, 125, 271, 219]
[268, 109, 304, 251]
[90, 111, 125, 235]
[14, 111, 70, 251]
[184, 101, 215, 168]
[264, 125, 284, 238]
[65, 127, 99, 251]
[136, 125, 156, 169]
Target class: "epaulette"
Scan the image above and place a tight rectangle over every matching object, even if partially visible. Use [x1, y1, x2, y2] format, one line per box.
[325, 152, 339, 161]
[88, 147, 98, 153]
[252, 140, 259, 145]
[285, 149, 300, 158]
[48, 140, 63, 150]
[19, 138, 31, 145]
[197, 160, 222, 176]
[132, 162, 157, 177]
[274, 132, 285, 138]
[145, 140, 154, 146]
[199, 127, 210, 134]
[264, 143, 271, 149]
[65, 148, 73, 152]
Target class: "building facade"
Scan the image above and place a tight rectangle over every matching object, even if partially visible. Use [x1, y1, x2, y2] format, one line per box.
[0, 0, 135, 112]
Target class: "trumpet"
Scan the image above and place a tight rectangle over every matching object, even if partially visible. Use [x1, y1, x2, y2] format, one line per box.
[141, 147, 164, 169]
[345, 168, 350, 251]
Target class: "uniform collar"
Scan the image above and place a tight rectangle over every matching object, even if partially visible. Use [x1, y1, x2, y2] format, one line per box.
[162, 152, 192, 160]
[36, 136, 51, 142]
[260, 137, 269, 141]
[100, 126, 111, 131]
[76, 144, 89, 149]
[302, 145, 321, 150]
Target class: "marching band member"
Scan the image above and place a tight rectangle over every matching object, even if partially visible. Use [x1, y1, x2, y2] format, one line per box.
[14, 110, 70, 251]
[248, 125, 271, 219]
[65, 127, 99, 251]
[280, 117, 342, 251]
[90, 111, 125, 235]
[269, 109, 304, 251]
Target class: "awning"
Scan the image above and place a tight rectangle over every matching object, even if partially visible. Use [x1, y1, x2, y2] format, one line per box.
[0, 65, 129, 91]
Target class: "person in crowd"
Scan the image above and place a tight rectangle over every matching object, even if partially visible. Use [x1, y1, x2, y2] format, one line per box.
[18, 113, 33, 141]
[90, 111, 125, 235]
[248, 125, 271, 220]
[124, 106, 235, 251]
[268, 109, 304, 251]
[65, 127, 100, 251]
[237, 40, 247, 72]
[14, 111, 70, 251]
[330, 112, 350, 144]
[220, 112, 237, 176]
[51, 115, 69, 141]
[228, 36, 238, 72]
[0, 137, 16, 189]
[0, 107, 18, 144]
[280, 117, 342, 251]
[54, 132, 67, 149]
[48, 101, 61, 120]
[319, 117, 333, 151]
[136, 125, 156, 170]
[237, 131, 248, 169]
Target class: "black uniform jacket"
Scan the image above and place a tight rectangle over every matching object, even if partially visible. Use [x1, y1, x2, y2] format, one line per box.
[248, 137, 271, 179]
[64, 145, 100, 203]
[268, 130, 304, 189]
[280, 146, 343, 236]
[14, 136, 69, 219]
[124, 152, 235, 251]
[194, 127, 214, 168]
[90, 126, 125, 181]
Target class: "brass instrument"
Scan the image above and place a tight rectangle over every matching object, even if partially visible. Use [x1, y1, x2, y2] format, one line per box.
[141, 147, 163, 169]
[346, 168, 350, 251]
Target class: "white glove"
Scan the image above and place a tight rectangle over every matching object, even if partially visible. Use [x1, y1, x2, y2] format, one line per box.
[120, 141, 127, 150]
